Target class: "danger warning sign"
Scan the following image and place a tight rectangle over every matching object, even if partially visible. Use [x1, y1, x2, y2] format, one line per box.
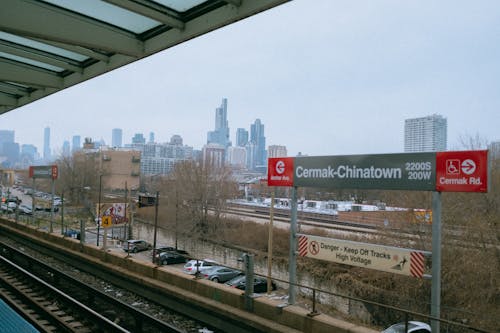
[298, 234, 429, 278]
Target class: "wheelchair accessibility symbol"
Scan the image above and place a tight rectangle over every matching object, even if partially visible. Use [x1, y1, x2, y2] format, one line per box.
[446, 159, 460, 175]
[446, 158, 477, 176]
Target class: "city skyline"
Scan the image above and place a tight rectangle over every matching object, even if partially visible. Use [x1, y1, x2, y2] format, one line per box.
[1, 0, 499, 157]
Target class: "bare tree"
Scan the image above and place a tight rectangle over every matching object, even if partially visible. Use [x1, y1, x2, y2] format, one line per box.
[167, 160, 237, 237]
[55, 151, 99, 209]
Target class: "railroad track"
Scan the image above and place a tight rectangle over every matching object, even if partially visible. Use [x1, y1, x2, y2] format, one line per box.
[222, 205, 378, 234]
[0, 242, 183, 333]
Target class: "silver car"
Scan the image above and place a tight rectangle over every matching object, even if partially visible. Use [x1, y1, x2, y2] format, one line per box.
[382, 321, 431, 333]
[202, 266, 242, 283]
[122, 240, 152, 253]
[183, 259, 218, 275]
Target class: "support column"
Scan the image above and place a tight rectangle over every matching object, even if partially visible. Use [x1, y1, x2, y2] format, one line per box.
[431, 191, 442, 333]
[288, 186, 298, 304]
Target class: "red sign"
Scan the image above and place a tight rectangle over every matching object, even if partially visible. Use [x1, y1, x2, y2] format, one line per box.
[436, 150, 488, 192]
[51, 165, 58, 180]
[268, 157, 294, 187]
[29, 165, 58, 180]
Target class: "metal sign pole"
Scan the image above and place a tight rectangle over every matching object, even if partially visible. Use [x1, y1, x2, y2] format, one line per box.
[288, 186, 298, 305]
[50, 178, 55, 233]
[431, 191, 442, 333]
[152, 191, 159, 264]
[267, 190, 275, 294]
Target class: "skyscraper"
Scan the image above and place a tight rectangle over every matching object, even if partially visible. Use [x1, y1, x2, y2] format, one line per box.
[132, 133, 146, 145]
[0, 130, 14, 155]
[72, 135, 81, 153]
[404, 115, 447, 152]
[207, 98, 230, 150]
[112, 128, 122, 148]
[250, 119, 266, 168]
[43, 126, 51, 161]
[236, 128, 248, 147]
[62, 140, 70, 156]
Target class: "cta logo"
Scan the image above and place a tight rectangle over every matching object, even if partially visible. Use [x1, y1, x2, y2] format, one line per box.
[275, 160, 286, 174]
[268, 157, 294, 187]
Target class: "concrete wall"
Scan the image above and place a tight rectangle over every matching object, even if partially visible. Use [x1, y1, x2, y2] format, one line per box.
[0, 218, 378, 333]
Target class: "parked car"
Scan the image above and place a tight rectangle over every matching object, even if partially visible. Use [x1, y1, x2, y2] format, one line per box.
[381, 321, 431, 333]
[122, 240, 152, 253]
[1, 202, 14, 213]
[225, 275, 276, 293]
[155, 251, 189, 265]
[6, 199, 18, 211]
[183, 259, 219, 275]
[202, 266, 242, 283]
[150, 245, 190, 258]
[63, 229, 81, 240]
[18, 204, 33, 215]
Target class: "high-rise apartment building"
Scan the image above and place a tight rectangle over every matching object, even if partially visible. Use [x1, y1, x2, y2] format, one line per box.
[202, 143, 226, 169]
[404, 114, 447, 152]
[268, 145, 287, 158]
[112, 128, 122, 148]
[139, 135, 193, 175]
[227, 146, 246, 168]
[43, 126, 51, 161]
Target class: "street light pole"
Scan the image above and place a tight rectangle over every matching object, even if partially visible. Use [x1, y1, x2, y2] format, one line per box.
[152, 191, 159, 264]
[97, 174, 102, 247]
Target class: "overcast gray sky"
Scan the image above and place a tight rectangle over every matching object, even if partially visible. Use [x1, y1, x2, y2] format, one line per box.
[2, 0, 499, 157]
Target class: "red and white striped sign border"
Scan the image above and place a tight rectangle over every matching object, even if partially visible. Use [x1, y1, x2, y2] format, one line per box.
[298, 235, 308, 257]
[410, 251, 425, 277]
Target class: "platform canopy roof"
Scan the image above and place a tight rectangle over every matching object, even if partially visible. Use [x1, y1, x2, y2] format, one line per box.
[0, 0, 289, 114]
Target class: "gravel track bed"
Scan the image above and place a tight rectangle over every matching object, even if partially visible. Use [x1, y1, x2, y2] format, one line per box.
[0, 235, 218, 333]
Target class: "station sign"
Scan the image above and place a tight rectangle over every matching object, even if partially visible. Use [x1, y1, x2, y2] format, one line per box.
[268, 150, 488, 192]
[267, 157, 294, 187]
[29, 165, 58, 180]
[298, 234, 429, 278]
[436, 150, 488, 192]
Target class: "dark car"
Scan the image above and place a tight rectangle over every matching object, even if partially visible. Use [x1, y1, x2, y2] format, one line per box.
[63, 229, 81, 240]
[155, 251, 189, 265]
[202, 266, 242, 283]
[225, 275, 276, 293]
[151, 245, 190, 258]
[122, 240, 152, 253]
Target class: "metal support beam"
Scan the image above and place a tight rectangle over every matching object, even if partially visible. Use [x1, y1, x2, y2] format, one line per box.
[0, 60, 62, 88]
[0, 0, 143, 57]
[0, 92, 17, 106]
[431, 191, 442, 333]
[288, 186, 298, 304]
[103, 0, 185, 30]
